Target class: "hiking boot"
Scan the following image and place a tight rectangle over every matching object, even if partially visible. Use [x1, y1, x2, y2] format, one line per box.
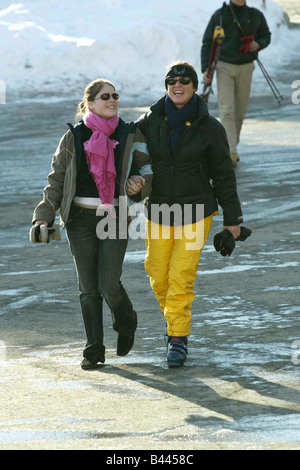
[167, 336, 188, 367]
[117, 334, 135, 356]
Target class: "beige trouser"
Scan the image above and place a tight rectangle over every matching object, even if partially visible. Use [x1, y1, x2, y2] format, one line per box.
[216, 60, 255, 154]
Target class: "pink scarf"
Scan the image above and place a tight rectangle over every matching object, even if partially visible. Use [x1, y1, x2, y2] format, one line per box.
[83, 111, 119, 206]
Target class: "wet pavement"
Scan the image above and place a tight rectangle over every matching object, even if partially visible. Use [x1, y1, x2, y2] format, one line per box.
[1, 84, 300, 448]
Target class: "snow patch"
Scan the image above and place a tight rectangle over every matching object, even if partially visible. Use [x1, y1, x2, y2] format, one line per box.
[0, 0, 298, 102]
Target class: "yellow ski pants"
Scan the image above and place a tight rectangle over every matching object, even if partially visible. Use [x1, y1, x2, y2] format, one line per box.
[145, 215, 213, 337]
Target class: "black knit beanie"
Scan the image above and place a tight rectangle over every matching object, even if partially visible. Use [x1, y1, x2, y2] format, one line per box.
[165, 64, 199, 90]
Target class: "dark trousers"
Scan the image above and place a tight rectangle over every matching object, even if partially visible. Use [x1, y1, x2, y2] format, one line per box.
[66, 204, 137, 360]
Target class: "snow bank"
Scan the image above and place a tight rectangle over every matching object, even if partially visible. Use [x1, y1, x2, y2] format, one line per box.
[0, 0, 298, 103]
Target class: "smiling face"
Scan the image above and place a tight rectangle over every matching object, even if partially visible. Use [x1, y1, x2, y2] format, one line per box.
[88, 84, 119, 120]
[167, 77, 197, 109]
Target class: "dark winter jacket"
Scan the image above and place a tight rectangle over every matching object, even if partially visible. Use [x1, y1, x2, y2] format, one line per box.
[201, 1, 271, 72]
[138, 94, 243, 226]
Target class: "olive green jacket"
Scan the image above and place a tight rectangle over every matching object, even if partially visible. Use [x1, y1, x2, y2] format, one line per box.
[32, 120, 152, 227]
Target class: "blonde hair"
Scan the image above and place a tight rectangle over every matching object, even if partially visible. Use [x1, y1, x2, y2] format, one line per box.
[76, 78, 115, 120]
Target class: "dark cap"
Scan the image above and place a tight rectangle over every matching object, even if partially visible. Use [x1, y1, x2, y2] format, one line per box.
[165, 64, 198, 89]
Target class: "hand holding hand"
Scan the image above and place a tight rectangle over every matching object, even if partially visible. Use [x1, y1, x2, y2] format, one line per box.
[126, 175, 146, 196]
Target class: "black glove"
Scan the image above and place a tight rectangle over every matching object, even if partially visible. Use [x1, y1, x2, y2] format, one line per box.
[214, 226, 252, 257]
[236, 226, 252, 242]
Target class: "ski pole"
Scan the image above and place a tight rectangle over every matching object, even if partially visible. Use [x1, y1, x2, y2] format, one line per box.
[255, 56, 284, 105]
[227, 3, 283, 105]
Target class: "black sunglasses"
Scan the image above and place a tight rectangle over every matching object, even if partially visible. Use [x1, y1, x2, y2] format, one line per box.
[94, 93, 119, 101]
[166, 77, 192, 86]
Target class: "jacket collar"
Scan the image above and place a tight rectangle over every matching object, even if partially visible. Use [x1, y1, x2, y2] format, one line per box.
[230, 1, 247, 12]
[150, 94, 209, 123]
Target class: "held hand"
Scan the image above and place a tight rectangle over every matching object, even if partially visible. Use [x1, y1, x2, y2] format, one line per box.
[126, 175, 146, 196]
[249, 40, 260, 52]
[223, 225, 241, 240]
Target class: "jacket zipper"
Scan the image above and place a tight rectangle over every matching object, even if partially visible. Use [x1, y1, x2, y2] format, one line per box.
[170, 164, 175, 204]
[164, 121, 195, 205]
[163, 127, 176, 205]
[169, 126, 194, 204]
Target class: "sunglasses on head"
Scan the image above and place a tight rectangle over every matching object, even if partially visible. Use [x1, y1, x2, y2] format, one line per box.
[94, 92, 119, 101]
[166, 77, 192, 86]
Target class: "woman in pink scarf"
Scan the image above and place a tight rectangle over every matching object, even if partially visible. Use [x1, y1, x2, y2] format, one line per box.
[31, 79, 152, 369]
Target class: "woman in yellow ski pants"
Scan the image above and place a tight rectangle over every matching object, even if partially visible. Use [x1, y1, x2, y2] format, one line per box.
[145, 215, 213, 338]
[127, 61, 243, 367]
